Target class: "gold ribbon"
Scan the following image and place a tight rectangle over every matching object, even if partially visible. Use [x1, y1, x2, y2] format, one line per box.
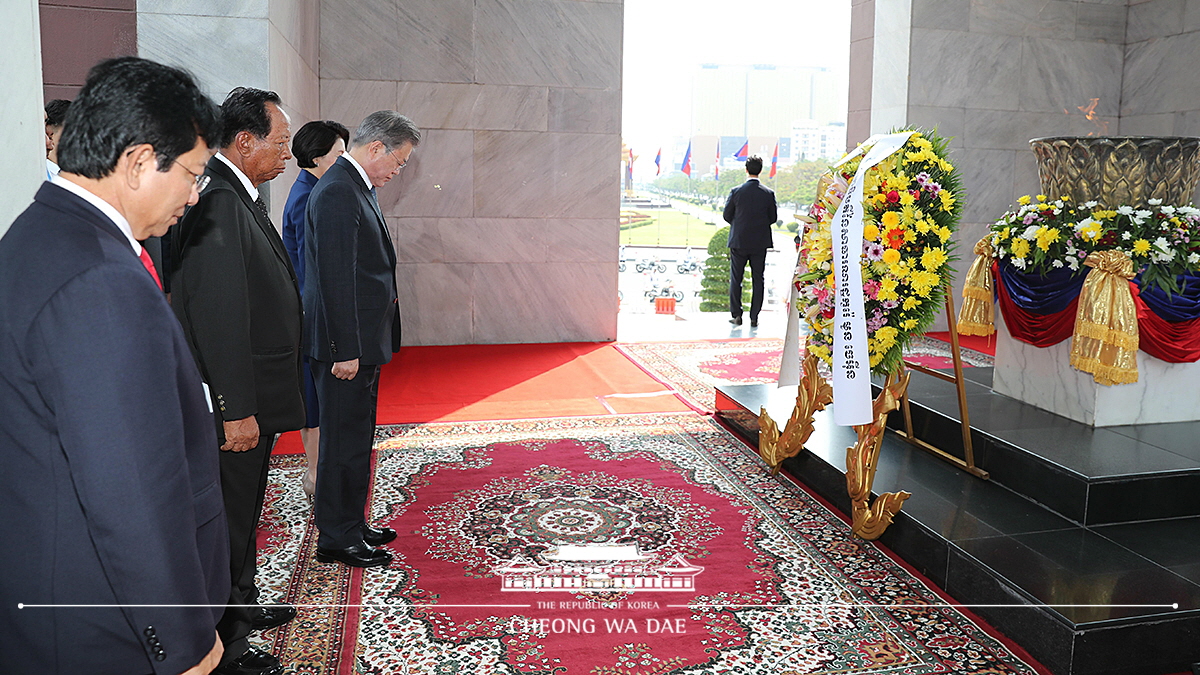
[1069, 250, 1139, 385]
[957, 236, 996, 336]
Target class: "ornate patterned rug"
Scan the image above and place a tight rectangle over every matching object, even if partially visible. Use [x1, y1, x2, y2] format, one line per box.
[615, 337, 993, 412]
[252, 414, 1038, 675]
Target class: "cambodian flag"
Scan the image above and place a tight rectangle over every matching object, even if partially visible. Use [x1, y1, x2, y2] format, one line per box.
[733, 141, 748, 161]
[654, 147, 661, 175]
[714, 142, 720, 180]
[681, 142, 692, 177]
[769, 142, 779, 178]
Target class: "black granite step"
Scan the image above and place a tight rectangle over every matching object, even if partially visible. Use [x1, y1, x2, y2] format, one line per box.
[715, 380, 1200, 675]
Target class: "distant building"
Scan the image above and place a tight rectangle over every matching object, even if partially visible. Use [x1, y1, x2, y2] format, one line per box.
[691, 64, 844, 140]
[791, 120, 847, 161]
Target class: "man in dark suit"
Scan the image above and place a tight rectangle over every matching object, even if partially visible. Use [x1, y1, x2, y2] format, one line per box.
[305, 111, 420, 568]
[723, 154, 778, 327]
[0, 57, 226, 675]
[171, 88, 305, 675]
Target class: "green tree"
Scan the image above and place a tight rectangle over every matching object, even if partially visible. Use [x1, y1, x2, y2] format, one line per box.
[699, 226, 750, 312]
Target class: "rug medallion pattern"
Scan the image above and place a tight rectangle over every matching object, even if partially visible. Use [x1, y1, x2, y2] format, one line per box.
[253, 414, 1035, 674]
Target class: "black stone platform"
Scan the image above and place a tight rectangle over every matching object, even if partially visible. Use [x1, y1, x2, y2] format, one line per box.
[716, 368, 1200, 675]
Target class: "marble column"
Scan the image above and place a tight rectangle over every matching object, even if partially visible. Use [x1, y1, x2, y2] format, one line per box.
[321, 0, 622, 346]
[0, 0, 47, 238]
[136, 0, 319, 225]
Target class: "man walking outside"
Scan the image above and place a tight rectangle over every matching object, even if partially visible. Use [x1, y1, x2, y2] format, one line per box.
[722, 154, 777, 327]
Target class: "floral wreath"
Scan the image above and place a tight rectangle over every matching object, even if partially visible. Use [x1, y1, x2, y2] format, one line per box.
[990, 195, 1200, 294]
[795, 129, 963, 376]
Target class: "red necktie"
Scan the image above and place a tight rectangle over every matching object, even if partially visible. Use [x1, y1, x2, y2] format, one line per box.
[138, 247, 163, 291]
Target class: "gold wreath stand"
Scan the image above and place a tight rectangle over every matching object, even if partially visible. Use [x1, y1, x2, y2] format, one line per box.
[759, 290, 986, 540]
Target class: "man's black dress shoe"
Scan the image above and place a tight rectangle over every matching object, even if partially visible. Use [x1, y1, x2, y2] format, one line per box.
[249, 603, 296, 631]
[750, 318, 758, 328]
[316, 542, 393, 568]
[362, 524, 397, 546]
[213, 647, 283, 675]
[730, 316, 743, 326]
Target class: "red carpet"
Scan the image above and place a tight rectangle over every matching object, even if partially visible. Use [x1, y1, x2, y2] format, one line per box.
[254, 414, 1044, 674]
[273, 343, 690, 455]
[925, 330, 996, 356]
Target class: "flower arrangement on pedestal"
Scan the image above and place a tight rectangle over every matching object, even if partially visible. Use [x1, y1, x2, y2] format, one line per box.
[988, 196, 1200, 293]
[795, 129, 964, 376]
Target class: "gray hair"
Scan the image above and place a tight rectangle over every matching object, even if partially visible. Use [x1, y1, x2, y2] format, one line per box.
[351, 110, 421, 150]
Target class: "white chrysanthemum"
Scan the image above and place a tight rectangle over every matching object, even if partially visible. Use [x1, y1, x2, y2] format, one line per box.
[1122, 231, 1132, 240]
[1012, 257, 1027, 269]
[1083, 200, 1099, 208]
[1179, 206, 1199, 216]
[1189, 252, 1200, 264]
[1051, 260, 1064, 268]
[1148, 198, 1163, 206]
[1068, 258, 1080, 271]
[1136, 210, 1153, 220]
[1073, 217, 1095, 232]
[1162, 205, 1176, 216]
[1154, 237, 1171, 251]
[1117, 205, 1135, 215]
[1022, 225, 1040, 239]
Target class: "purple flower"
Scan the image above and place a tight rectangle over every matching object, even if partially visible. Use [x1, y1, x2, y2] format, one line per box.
[882, 299, 899, 310]
[863, 240, 885, 261]
[915, 172, 931, 186]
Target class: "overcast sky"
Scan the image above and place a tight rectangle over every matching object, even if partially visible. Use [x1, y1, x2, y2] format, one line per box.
[622, 0, 851, 167]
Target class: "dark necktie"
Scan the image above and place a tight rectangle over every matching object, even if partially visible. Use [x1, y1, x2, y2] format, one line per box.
[254, 195, 270, 222]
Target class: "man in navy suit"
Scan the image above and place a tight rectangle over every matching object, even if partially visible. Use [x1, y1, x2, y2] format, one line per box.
[0, 57, 227, 675]
[304, 111, 420, 568]
[723, 154, 778, 327]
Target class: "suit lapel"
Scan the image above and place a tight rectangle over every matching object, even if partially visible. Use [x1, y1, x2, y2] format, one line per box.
[336, 157, 396, 268]
[206, 157, 298, 282]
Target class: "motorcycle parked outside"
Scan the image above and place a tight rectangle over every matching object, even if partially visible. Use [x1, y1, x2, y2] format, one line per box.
[644, 283, 684, 302]
[636, 256, 666, 273]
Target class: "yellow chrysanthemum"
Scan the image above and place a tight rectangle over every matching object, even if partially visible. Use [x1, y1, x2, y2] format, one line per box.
[921, 247, 948, 271]
[1132, 239, 1151, 255]
[901, 318, 918, 330]
[903, 296, 921, 311]
[863, 223, 880, 241]
[1037, 194, 1047, 202]
[1035, 227, 1060, 251]
[1010, 238, 1031, 259]
[874, 326, 899, 350]
[809, 344, 831, 362]
[937, 226, 952, 243]
[882, 248, 902, 265]
[910, 270, 941, 297]
[938, 190, 956, 212]
[899, 192, 916, 206]
[881, 211, 901, 228]
[878, 278, 900, 301]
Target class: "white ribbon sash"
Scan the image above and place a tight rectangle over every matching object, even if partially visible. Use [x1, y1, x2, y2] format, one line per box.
[779, 132, 913, 427]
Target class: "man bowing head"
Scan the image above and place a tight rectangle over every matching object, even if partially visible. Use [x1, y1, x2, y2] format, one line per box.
[0, 57, 226, 675]
[171, 88, 305, 675]
[304, 111, 420, 568]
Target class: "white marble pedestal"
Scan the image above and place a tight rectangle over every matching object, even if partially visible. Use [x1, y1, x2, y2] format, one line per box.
[992, 312, 1200, 426]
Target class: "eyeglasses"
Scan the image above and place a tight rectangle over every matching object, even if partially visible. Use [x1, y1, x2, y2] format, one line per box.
[176, 160, 211, 192]
[386, 149, 408, 171]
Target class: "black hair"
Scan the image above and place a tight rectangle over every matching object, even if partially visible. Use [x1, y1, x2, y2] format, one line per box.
[746, 154, 763, 176]
[292, 120, 350, 168]
[219, 87, 283, 148]
[56, 57, 222, 179]
[45, 99, 71, 128]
